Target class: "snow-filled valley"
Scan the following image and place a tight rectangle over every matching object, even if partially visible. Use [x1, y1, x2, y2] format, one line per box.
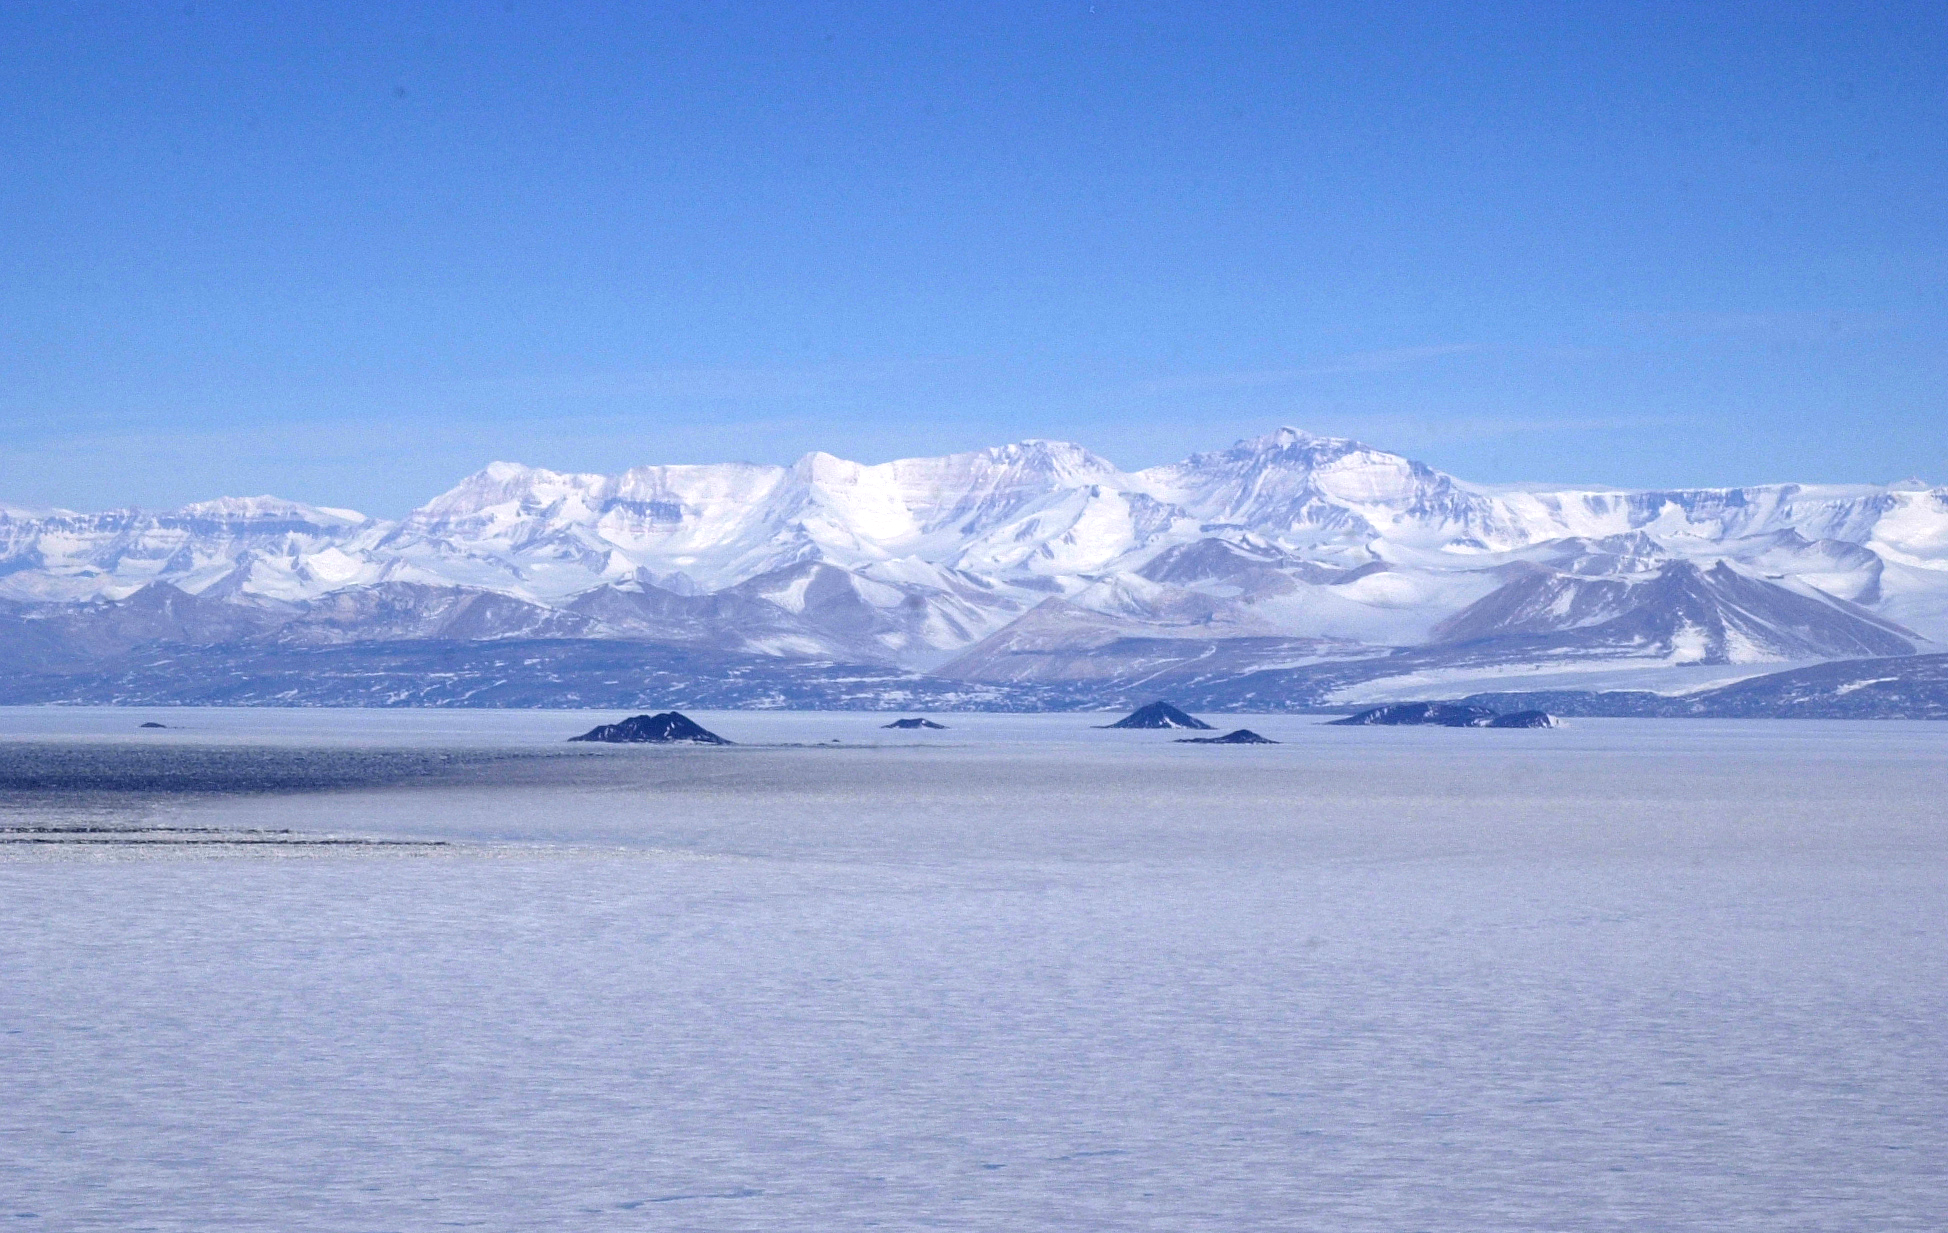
[4, 428, 1947, 708]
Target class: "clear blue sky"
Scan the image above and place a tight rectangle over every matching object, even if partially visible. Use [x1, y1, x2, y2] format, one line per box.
[3, 2, 1944, 515]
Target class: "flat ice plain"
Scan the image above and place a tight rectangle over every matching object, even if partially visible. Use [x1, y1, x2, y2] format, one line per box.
[3, 708, 1945, 1231]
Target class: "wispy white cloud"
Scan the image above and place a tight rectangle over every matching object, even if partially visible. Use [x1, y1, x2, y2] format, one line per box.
[1312, 343, 1483, 374]
[1353, 412, 1693, 440]
[1112, 343, 1482, 398]
[426, 357, 965, 404]
[1607, 309, 1900, 342]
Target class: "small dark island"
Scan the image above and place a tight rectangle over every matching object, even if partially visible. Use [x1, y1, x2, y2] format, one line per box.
[1099, 701, 1213, 730]
[568, 712, 732, 744]
[882, 717, 948, 729]
[139, 722, 168, 729]
[1176, 729, 1278, 745]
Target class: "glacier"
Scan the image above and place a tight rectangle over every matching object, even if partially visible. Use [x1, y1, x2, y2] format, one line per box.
[3, 427, 1945, 705]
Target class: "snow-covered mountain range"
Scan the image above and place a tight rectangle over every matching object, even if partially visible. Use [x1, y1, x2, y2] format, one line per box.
[5, 428, 1946, 705]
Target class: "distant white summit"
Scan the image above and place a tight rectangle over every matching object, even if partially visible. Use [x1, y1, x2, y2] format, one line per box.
[2, 428, 1944, 701]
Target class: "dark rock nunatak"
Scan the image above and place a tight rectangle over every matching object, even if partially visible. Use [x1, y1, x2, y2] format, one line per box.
[1329, 702, 1499, 728]
[1176, 728, 1278, 744]
[1329, 702, 1558, 729]
[882, 717, 948, 729]
[1486, 710, 1558, 729]
[568, 711, 732, 744]
[1100, 701, 1213, 730]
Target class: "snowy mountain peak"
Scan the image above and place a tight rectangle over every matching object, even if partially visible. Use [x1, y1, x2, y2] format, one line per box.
[1167, 427, 1427, 490]
[1240, 425, 1348, 454]
[983, 438, 1119, 477]
[1138, 426, 1494, 545]
[414, 461, 594, 518]
[171, 496, 371, 527]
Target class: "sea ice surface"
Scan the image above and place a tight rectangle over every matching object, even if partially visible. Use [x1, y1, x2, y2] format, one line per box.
[1, 707, 1945, 1230]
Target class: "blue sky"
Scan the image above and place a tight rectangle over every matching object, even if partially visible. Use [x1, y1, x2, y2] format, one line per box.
[2, 2, 1944, 514]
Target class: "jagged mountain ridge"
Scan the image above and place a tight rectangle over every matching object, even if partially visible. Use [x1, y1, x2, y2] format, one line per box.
[3, 429, 1945, 697]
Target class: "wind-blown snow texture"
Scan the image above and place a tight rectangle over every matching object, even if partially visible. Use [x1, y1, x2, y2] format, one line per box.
[2, 709, 1946, 1229]
[4, 429, 1945, 707]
